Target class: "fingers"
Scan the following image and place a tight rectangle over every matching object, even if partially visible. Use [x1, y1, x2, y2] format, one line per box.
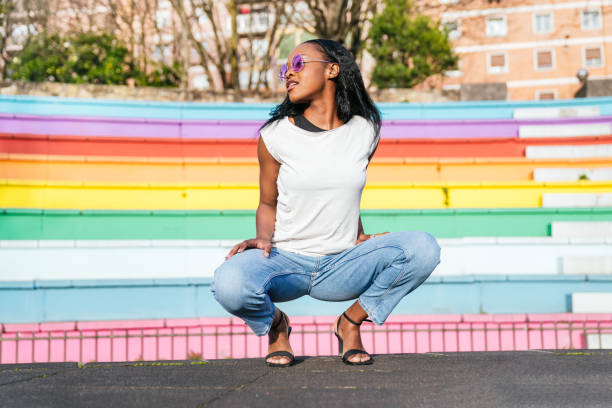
[257, 241, 272, 258]
[225, 241, 247, 260]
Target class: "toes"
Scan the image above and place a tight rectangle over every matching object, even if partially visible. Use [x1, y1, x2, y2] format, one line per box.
[349, 353, 370, 363]
[267, 356, 290, 365]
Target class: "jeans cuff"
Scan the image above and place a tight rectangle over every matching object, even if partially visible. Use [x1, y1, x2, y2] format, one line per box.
[357, 297, 383, 326]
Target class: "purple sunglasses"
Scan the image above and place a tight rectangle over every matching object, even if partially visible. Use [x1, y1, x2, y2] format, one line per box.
[279, 54, 333, 82]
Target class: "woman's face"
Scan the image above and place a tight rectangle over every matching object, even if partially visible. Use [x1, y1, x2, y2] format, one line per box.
[283, 43, 338, 104]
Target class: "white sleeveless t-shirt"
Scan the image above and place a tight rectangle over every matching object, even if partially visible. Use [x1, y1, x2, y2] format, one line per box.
[260, 115, 378, 257]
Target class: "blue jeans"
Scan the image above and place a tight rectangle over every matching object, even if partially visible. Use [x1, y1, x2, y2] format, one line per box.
[211, 230, 441, 336]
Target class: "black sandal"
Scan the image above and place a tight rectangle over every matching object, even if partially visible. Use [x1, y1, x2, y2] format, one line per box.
[334, 312, 374, 365]
[265, 309, 295, 368]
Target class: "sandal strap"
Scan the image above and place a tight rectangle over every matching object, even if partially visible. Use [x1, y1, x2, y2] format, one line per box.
[342, 349, 372, 363]
[265, 350, 295, 360]
[342, 312, 372, 326]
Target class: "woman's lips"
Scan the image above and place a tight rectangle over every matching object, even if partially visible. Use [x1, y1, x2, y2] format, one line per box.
[287, 81, 298, 91]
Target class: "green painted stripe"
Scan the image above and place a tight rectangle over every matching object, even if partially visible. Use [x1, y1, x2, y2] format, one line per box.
[2, 207, 612, 240]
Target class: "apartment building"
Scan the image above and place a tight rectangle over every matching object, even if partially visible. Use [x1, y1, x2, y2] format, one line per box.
[415, 0, 612, 101]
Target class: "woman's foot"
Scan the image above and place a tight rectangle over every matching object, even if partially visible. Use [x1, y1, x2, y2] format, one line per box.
[266, 308, 294, 366]
[334, 312, 372, 364]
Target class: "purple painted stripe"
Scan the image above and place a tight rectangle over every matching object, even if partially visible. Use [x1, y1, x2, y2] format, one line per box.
[1, 113, 612, 139]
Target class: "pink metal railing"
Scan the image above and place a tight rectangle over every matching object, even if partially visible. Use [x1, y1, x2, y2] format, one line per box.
[2, 314, 611, 364]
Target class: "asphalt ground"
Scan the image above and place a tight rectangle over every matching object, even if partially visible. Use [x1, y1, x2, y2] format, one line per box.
[1, 350, 611, 408]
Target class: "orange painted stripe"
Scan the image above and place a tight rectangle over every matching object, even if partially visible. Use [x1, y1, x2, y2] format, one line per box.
[2, 153, 611, 183]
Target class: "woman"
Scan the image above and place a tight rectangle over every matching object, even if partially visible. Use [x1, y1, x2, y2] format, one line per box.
[211, 39, 441, 367]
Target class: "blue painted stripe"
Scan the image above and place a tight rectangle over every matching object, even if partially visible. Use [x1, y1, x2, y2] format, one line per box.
[2, 275, 611, 323]
[3, 94, 612, 120]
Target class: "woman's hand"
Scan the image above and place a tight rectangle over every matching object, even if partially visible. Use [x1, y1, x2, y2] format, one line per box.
[355, 232, 390, 245]
[225, 238, 273, 260]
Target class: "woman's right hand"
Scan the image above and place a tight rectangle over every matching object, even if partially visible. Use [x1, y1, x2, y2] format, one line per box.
[225, 238, 273, 260]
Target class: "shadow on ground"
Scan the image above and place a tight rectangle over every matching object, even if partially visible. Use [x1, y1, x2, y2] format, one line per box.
[1, 350, 612, 407]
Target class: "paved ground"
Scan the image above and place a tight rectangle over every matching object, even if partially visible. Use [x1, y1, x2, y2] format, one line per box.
[1, 350, 612, 408]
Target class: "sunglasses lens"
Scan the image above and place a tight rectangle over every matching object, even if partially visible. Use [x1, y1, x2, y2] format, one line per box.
[292, 54, 304, 72]
[279, 64, 287, 81]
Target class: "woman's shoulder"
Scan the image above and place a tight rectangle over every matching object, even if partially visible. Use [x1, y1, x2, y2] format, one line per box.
[350, 115, 374, 130]
[259, 117, 287, 137]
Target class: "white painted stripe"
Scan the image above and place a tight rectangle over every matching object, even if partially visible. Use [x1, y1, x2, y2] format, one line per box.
[2, 237, 611, 249]
[513, 106, 600, 119]
[542, 193, 612, 207]
[563, 256, 612, 274]
[526, 144, 612, 159]
[519, 123, 611, 138]
[442, 1, 612, 20]
[454, 35, 611, 54]
[572, 292, 612, 313]
[552, 221, 612, 238]
[0, 238, 610, 280]
[534, 168, 612, 182]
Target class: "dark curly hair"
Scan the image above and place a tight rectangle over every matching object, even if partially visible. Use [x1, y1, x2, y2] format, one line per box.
[259, 39, 382, 162]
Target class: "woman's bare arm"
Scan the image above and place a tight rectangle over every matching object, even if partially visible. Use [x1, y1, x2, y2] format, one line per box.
[257, 134, 281, 242]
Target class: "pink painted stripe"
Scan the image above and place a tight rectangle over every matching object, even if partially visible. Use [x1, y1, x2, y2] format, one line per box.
[2, 313, 611, 364]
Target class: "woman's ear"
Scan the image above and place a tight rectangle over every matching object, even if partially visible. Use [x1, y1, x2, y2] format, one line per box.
[328, 63, 340, 79]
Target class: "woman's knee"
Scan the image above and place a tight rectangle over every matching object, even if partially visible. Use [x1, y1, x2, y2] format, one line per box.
[211, 263, 256, 314]
[396, 230, 441, 273]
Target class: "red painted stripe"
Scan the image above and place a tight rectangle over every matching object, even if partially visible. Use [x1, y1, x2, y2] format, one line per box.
[2, 133, 612, 158]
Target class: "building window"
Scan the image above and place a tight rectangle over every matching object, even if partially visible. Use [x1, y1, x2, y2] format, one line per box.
[581, 9, 602, 30]
[584, 46, 604, 67]
[487, 52, 508, 74]
[535, 49, 555, 71]
[486, 16, 507, 37]
[534, 13, 553, 34]
[536, 90, 557, 100]
[443, 20, 461, 40]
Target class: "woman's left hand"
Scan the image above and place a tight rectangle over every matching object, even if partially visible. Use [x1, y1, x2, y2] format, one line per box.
[355, 231, 390, 245]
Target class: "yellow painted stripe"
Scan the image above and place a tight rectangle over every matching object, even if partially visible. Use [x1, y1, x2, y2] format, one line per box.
[1, 179, 610, 210]
[2, 154, 611, 183]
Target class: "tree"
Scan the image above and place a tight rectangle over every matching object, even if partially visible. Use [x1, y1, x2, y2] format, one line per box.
[170, 0, 291, 95]
[9, 31, 180, 86]
[289, 0, 377, 60]
[367, 0, 458, 89]
[0, 0, 17, 79]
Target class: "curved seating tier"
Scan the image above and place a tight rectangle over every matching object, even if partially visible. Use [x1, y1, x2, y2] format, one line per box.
[1, 237, 610, 281]
[2, 154, 611, 182]
[2, 244, 612, 331]
[3, 133, 612, 158]
[2, 114, 612, 139]
[4, 207, 611, 240]
[4, 94, 612, 120]
[2, 179, 611, 210]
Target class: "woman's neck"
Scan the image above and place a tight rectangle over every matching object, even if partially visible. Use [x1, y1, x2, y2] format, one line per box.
[302, 99, 343, 131]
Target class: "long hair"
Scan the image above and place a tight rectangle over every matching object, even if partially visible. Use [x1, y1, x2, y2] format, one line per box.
[259, 39, 382, 162]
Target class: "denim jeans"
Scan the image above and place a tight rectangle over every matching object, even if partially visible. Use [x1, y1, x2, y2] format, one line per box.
[211, 230, 441, 336]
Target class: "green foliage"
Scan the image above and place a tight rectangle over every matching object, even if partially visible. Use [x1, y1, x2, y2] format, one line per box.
[367, 0, 459, 89]
[9, 31, 180, 87]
